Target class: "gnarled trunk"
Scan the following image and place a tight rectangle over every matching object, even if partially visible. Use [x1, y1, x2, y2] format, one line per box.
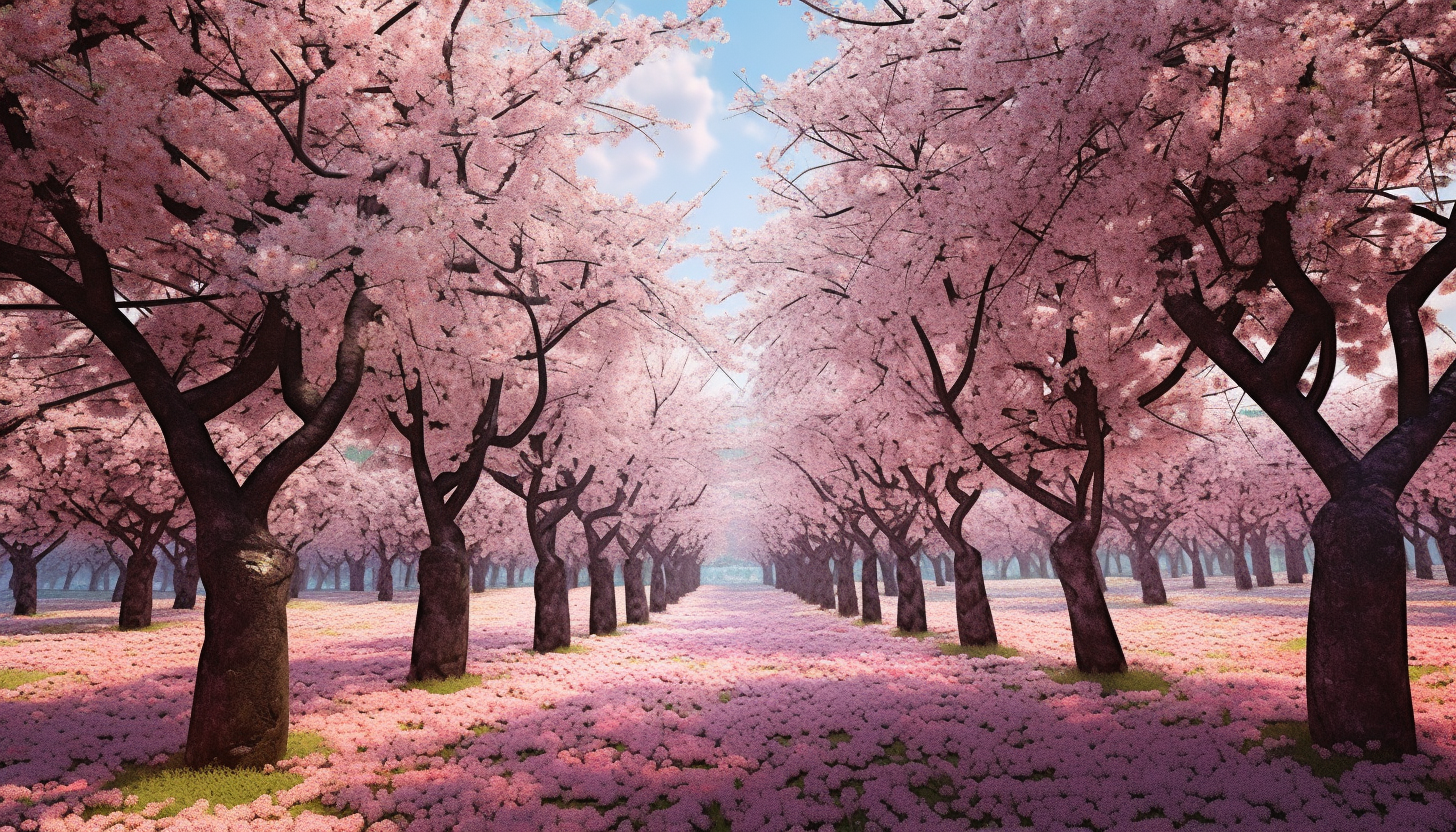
[892, 542, 927, 633]
[1186, 539, 1207, 590]
[834, 546, 858, 617]
[649, 555, 668, 613]
[408, 527, 470, 681]
[953, 543, 996, 646]
[1050, 519, 1125, 674]
[376, 552, 396, 602]
[1307, 487, 1415, 754]
[1230, 541, 1254, 590]
[1281, 531, 1307, 585]
[1249, 526, 1276, 587]
[1130, 538, 1168, 605]
[186, 527, 294, 769]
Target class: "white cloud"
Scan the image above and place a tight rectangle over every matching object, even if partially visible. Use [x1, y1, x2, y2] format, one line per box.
[579, 51, 720, 195]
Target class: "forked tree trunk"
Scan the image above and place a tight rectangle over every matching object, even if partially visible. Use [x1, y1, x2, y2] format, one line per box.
[1050, 519, 1126, 674]
[860, 547, 881, 624]
[624, 555, 649, 624]
[587, 548, 617, 635]
[408, 527, 471, 680]
[119, 548, 158, 630]
[185, 527, 294, 769]
[533, 526, 571, 652]
[1307, 488, 1415, 754]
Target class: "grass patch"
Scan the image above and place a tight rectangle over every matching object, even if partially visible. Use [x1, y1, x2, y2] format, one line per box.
[287, 600, 327, 610]
[404, 673, 482, 695]
[284, 731, 329, 759]
[0, 668, 60, 689]
[1411, 664, 1452, 684]
[399, 721, 424, 731]
[549, 644, 589, 654]
[1043, 666, 1170, 696]
[470, 723, 500, 736]
[940, 642, 1019, 659]
[0, 638, 17, 647]
[890, 629, 937, 640]
[94, 757, 305, 819]
[1246, 720, 1403, 779]
[828, 730, 852, 748]
[1277, 637, 1306, 652]
[116, 622, 180, 633]
[719, 691, 733, 703]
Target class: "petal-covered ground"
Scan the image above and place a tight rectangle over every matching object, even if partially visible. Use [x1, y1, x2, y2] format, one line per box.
[3, 578, 1456, 831]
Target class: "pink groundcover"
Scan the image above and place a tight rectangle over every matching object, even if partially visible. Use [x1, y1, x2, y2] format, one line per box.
[3, 580, 1456, 832]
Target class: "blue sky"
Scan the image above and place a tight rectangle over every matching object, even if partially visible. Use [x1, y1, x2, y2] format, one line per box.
[574, 0, 839, 312]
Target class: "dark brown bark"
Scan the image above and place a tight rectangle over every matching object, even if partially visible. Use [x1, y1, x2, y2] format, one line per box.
[834, 541, 858, 617]
[376, 549, 396, 602]
[119, 548, 158, 630]
[175, 543, 200, 609]
[616, 524, 653, 624]
[9, 553, 39, 616]
[1182, 537, 1207, 589]
[409, 532, 470, 678]
[1249, 524, 1276, 587]
[533, 525, 571, 652]
[575, 484, 626, 636]
[849, 523, 882, 624]
[471, 555, 488, 592]
[346, 555, 367, 591]
[1281, 529, 1307, 585]
[186, 526, 294, 769]
[904, 466, 996, 645]
[1051, 519, 1126, 673]
[1307, 488, 1415, 754]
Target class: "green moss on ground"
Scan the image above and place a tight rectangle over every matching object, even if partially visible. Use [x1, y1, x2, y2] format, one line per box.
[890, 629, 937, 640]
[940, 642, 1019, 659]
[404, 673, 482, 694]
[549, 644, 589, 654]
[1044, 666, 1170, 696]
[0, 668, 60, 689]
[1245, 720, 1403, 780]
[284, 731, 329, 759]
[96, 760, 304, 819]
[1277, 637, 1306, 651]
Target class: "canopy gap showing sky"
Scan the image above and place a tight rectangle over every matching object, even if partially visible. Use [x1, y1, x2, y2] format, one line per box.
[571, 0, 837, 318]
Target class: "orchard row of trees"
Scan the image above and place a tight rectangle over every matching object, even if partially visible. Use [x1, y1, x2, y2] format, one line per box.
[717, 0, 1456, 761]
[1, 0, 731, 770]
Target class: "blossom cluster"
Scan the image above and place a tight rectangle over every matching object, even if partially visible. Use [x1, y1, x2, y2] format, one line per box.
[2, 579, 1455, 831]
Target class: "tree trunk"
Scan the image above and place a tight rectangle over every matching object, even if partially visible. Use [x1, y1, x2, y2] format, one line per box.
[288, 558, 305, 598]
[587, 546, 617, 635]
[506, 563, 517, 588]
[650, 555, 668, 613]
[174, 551, 200, 609]
[185, 527, 294, 769]
[1050, 519, 1126, 674]
[110, 561, 126, 602]
[930, 553, 946, 587]
[860, 546, 881, 624]
[1412, 532, 1435, 581]
[347, 557, 366, 591]
[893, 541, 927, 633]
[1187, 540, 1207, 589]
[624, 555, 649, 624]
[878, 551, 898, 595]
[376, 552, 395, 602]
[1282, 531, 1307, 585]
[471, 557, 488, 592]
[1230, 541, 1254, 590]
[1438, 533, 1456, 586]
[1307, 487, 1415, 754]
[953, 543, 996, 646]
[119, 548, 158, 630]
[835, 547, 858, 617]
[1130, 538, 1168, 605]
[11, 554, 39, 616]
[533, 526, 571, 652]
[87, 565, 102, 592]
[1249, 526, 1276, 587]
[408, 527, 470, 681]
